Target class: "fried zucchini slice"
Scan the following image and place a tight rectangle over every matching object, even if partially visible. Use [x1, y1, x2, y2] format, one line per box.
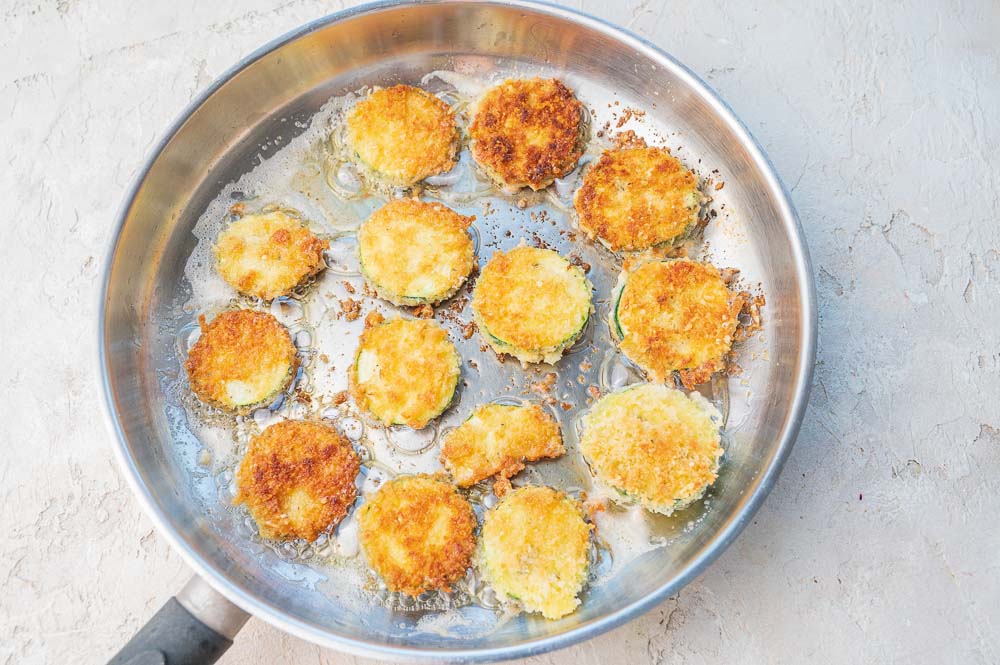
[468, 78, 584, 190]
[235, 420, 360, 541]
[480, 486, 591, 619]
[214, 210, 328, 301]
[358, 474, 476, 596]
[440, 403, 564, 488]
[574, 147, 702, 252]
[472, 246, 592, 364]
[357, 198, 475, 306]
[345, 84, 459, 187]
[349, 318, 460, 429]
[612, 259, 741, 383]
[185, 310, 297, 411]
[579, 383, 723, 514]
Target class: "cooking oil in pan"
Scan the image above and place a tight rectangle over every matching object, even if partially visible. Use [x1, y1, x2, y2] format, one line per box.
[163, 70, 738, 630]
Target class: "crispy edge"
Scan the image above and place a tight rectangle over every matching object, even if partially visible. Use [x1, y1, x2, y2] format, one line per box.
[235, 420, 360, 541]
[357, 474, 477, 596]
[185, 309, 298, 411]
[469, 78, 584, 190]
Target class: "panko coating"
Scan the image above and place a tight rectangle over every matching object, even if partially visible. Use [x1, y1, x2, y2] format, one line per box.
[358, 474, 476, 596]
[345, 84, 459, 187]
[480, 486, 592, 619]
[472, 246, 592, 365]
[612, 258, 743, 383]
[214, 209, 328, 301]
[235, 419, 360, 541]
[469, 78, 584, 190]
[185, 309, 297, 411]
[350, 318, 460, 429]
[579, 383, 723, 514]
[574, 146, 702, 252]
[440, 403, 564, 489]
[357, 198, 475, 306]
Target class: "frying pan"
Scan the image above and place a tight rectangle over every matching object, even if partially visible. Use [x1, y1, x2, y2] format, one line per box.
[99, 1, 816, 662]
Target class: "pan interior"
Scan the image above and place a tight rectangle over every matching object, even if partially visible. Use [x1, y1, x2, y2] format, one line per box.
[103, 2, 810, 657]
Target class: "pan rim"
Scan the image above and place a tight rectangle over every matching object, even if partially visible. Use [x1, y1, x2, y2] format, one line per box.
[98, 0, 817, 661]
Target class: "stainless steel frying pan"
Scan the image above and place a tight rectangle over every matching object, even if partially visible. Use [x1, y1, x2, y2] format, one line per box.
[100, 1, 816, 662]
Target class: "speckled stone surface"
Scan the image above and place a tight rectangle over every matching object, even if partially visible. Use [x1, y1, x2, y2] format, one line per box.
[3, 1, 999, 663]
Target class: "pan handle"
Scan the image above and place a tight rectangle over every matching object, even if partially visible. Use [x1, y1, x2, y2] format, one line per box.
[107, 576, 250, 665]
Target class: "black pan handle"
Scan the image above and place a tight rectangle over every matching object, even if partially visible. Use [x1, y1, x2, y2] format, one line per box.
[108, 576, 250, 665]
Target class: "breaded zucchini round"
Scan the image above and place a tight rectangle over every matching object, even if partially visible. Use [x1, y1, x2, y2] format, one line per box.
[579, 384, 723, 515]
[185, 310, 297, 411]
[574, 147, 702, 252]
[468, 78, 584, 190]
[480, 486, 591, 619]
[440, 403, 564, 488]
[472, 246, 592, 364]
[357, 199, 475, 306]
[358, 474, 476, 596]
[350, 318, 460, 429]
[345, 84, 459, 187]
[235, 420, 360, 541]
[612, 258, 740, 382]
[214, 210, 328, 301]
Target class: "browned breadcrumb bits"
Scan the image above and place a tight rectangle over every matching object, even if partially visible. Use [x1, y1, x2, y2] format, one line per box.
[529, 372, 558, 395]
[612, 129, 646, 150]
[413, 303, 435, 319]
[340, 298, 361, 321]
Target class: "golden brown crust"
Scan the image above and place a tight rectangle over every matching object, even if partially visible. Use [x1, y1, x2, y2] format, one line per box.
[574, 147, 702, 252]
[235, 420, 360, 541]
[614, 259, 739, 382]
[185, 310, 298, 411]
[480, 486, 591, 619]
[469, 78, 584, 190]
[471, 246, 592, 363]
[349, 318, 460, 429]
[345, 85, 459, 186]
[358, 475, 476, 596]
[579, 384, 722, 514]
[440, 403, 564, 488]
[214, 210, 328, 301]
[357, 199, 475, 306]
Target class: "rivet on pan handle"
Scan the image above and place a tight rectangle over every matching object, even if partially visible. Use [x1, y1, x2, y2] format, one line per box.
[106, 576, 250, 665]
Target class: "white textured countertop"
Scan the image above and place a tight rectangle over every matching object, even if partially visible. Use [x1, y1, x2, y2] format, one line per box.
[3, 1, 999, 663]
